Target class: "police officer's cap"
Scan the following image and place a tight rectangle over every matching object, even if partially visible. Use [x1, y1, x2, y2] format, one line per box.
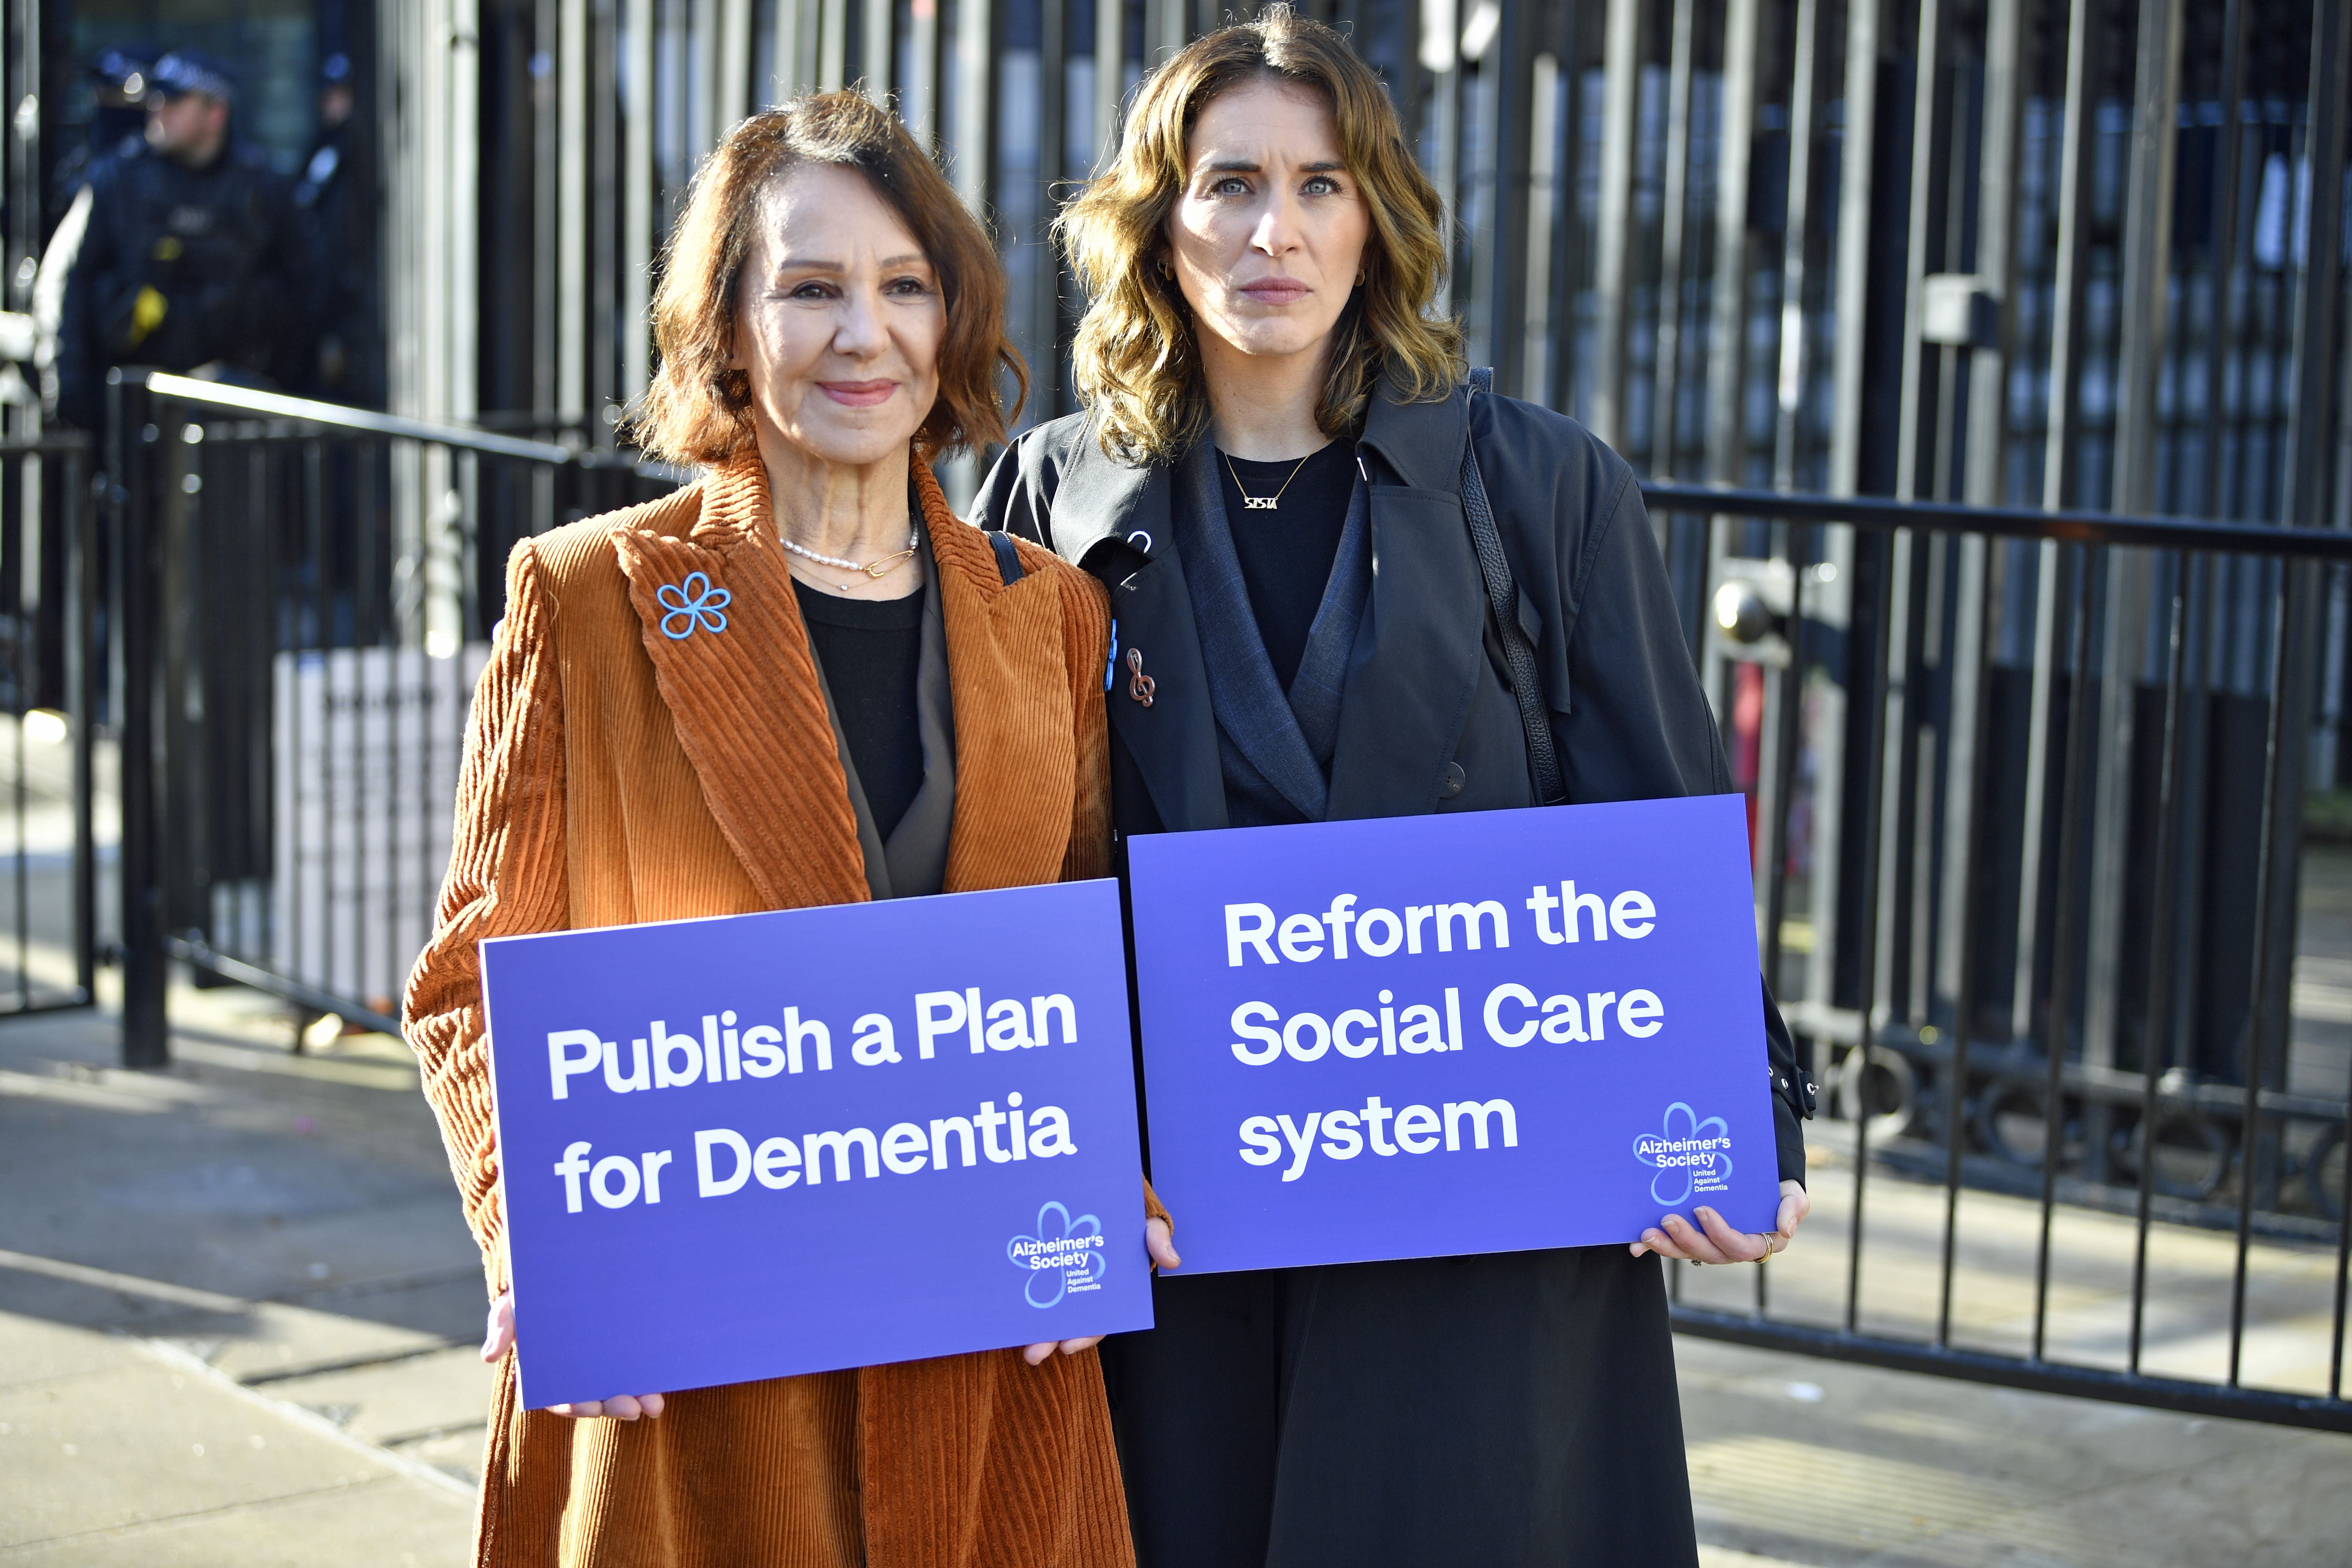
[148, 50, 238, 107]
[89, 48, 156, 97]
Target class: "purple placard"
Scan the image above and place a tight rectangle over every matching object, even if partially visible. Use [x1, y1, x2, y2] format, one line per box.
[479, 879, 1150, 1409]
[1126, 796, 1778, 1273]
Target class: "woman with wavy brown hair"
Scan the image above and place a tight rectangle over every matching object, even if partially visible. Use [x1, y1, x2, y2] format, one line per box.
[406, 91, 1159, 1567]
[977, 9, 1815, 1565]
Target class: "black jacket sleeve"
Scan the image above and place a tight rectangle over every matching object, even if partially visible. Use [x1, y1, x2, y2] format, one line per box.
[1581, 478, 1816, 1186]
[1556, 471, 1731, 806]
[1486, 398, 1816, 1186]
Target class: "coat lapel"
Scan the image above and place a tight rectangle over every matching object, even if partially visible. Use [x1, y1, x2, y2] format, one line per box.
[1105, 551, 1228, 832]
[1326, 387, 1492, 820]
[1171, 441, 1328, 820]
[924, 466, 1088, 892]
[1323, 484, 1489, 819]
[610, 451, 871, 912]
[1051, 438, 1228, 832]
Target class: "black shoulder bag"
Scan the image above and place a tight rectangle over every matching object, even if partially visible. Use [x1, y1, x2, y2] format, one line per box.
[1458, 367, 1567, 806]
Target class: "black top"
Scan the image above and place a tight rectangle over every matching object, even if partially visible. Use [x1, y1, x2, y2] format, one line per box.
[793, 580, 926, 838]
[1217, 440, 1355, 691]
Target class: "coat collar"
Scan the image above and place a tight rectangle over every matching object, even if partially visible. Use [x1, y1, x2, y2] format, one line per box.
[1356, 373, 1473, 493]
[1043, 375, 1489, 830]
[1041, 416, 1173, 571]
[610, 448, 1078, 907]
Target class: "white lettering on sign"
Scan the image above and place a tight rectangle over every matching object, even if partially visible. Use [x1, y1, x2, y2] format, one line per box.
[1237, 1095, 1520, 1181]
[1223, 885, 1656, 966]
[535, 992, 1079, 1103]
[672, 1092, 1082, 1208]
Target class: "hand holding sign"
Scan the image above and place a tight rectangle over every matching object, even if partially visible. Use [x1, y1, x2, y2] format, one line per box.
[478, 1293, 666, 1418]
[1633, 1179, 1811, 1264]
[1022, 1217, 1181, 1365]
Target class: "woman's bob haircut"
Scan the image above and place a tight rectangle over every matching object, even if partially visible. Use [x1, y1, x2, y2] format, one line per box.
[1060, 5, 1463, 464]
[637, 90, 1025, 466]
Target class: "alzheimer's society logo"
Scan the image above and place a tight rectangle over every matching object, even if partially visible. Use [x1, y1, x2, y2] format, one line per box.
[1634, 1102, 1734, 1205]
[1007, 1201, 1108, 1309]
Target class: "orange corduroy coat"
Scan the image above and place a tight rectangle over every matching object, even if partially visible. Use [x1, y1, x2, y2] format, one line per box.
[403, 449, 1138, 1568]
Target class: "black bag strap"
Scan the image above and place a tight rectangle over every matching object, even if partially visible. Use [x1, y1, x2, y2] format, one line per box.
[1459, 367, 1566, 806]
[986, 529, 1026, 587]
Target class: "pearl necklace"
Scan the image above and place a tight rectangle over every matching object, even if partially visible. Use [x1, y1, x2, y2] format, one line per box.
[780, 528, 920, 579]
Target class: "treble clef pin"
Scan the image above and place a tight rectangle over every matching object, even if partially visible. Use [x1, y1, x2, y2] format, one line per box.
[1126, 647, 1156, 708]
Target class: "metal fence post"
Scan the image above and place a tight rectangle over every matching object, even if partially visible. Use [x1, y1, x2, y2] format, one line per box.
[110, 370, 166, 1068]
[69, 444, 97, 1003]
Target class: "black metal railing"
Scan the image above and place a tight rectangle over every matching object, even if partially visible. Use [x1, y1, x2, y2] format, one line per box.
[96, 369, 2352, 1431]
[0, 428, 96, 1019]
[1646, 480, 2352, 1434]
[106, 369, 677, 1063]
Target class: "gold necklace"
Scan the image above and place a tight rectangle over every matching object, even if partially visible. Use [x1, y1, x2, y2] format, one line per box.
[1224, 449, 1316, 511]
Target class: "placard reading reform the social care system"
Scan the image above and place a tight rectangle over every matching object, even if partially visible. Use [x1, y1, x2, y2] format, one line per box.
[1127, 795, 1779, 1273]
[481, 880, 1150, 1410]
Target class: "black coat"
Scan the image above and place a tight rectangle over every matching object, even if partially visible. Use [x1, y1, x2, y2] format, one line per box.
[977, 378, 1813, 1173]
[57, 140, 314, 430]
[975, 378, 1810, 1566]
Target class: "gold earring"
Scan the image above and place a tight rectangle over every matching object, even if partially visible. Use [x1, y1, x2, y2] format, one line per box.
[1355, 267, 1367, 286]
[1157, 256, 1174, 279]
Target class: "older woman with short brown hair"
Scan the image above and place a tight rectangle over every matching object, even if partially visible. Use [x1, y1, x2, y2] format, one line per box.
[405, 91, 1157, 1567]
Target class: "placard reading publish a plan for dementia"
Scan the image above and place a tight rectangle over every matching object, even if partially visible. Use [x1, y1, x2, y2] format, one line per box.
[1126, 796, 1780, 1274]
[480, 880, 1150, 1410]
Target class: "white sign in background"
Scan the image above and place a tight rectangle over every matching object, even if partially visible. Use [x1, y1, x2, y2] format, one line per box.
[269, 644, 490, 1010]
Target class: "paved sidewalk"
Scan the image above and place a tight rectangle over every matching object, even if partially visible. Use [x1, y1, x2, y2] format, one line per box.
[5, 980, 2349, 1565]
[3, 983, 485, 1565]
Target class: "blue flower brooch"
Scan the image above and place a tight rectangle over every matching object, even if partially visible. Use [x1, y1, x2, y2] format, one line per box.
[656, 571, 731, 639]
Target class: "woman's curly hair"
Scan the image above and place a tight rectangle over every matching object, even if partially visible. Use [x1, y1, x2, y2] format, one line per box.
[636, 90, 1025, 466]
[1058, 5, 1463, 465]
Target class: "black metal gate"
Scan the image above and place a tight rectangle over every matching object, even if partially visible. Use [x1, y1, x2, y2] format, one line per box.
[104, 369, 674, 1062]
[1653, 481, 2352, 1434]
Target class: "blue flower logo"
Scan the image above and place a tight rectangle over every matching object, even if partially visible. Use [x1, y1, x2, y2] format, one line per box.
[1633, 1102, 1734, 1206]
[656, 571, 731, 639]
[1006, 1201, 1106, 1309]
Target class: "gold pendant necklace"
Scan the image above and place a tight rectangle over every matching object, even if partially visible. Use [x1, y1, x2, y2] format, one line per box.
[1224, 449, 1316, 511]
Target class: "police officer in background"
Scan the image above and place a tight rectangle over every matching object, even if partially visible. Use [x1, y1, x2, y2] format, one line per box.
[52, 48, 154, 217]
[33, 50, 155, 413]
[56, 49, 315, 431]
[293, 53, 370, 401]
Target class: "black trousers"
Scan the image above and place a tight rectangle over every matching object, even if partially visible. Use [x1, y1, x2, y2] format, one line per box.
[1100, 1247, 1698, 1568]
